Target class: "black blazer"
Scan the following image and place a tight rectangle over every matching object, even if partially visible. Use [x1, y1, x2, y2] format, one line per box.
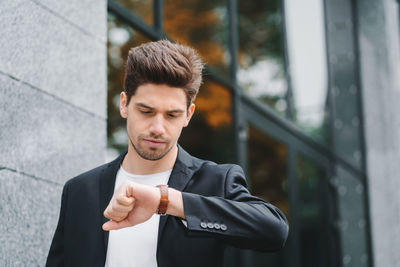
[46, 146, 288, 267]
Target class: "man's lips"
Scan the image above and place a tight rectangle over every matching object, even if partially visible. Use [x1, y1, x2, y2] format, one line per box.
[143, 138, 166, 143]
[142, 138, 167, 147]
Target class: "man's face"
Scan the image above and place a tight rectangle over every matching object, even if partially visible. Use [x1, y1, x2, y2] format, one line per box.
[120, 83, 195, 161]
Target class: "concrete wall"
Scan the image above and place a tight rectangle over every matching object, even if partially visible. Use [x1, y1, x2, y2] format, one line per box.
[0, 0, 107, 265]
[357, 0, 400, 266]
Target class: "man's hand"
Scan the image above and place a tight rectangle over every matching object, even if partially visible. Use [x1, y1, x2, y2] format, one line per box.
[102, 181, 160, 231]
[102, 181, 185, 231]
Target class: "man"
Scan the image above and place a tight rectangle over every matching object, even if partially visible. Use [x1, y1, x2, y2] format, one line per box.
[46, 40, 288, 267]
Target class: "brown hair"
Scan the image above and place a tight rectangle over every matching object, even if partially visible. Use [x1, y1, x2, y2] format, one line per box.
[123, 40, 204, 108]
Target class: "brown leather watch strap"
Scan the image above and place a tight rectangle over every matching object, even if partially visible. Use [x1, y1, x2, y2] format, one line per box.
[156, 185, 169, 216]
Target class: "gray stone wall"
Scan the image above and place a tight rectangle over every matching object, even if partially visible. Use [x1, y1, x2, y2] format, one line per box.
[0, 0, 107, 266]
[357, 0, 400, 266]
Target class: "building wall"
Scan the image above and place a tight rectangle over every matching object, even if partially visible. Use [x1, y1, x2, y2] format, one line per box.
[358, 0, 400, 266]
[0, 0, 107, 265]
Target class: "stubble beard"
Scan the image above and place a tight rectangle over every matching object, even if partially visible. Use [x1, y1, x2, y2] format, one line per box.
[129, 134, 173, 161]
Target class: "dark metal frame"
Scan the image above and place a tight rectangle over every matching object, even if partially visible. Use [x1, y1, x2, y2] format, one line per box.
[350, 0, 374, 266]
[322, 0, 343, 265]
[107, 0, 372, 266]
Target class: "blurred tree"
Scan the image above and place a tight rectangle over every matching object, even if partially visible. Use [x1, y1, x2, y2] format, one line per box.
[238, 0, 283, 67]
[116, 0, 153, 25]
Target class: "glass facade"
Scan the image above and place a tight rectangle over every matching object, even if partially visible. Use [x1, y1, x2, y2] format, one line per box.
[180, 80, 234, 163]
[106, 0, 373, 266]
[247, 125, 288, 217]
[285, 0, 329, 143]
[163, 0, 230, 77]
[116, 0, 153, 25]
[297, 155, 331, 267]
[247, 125, 288, 267]
[237, 0, 288, 115]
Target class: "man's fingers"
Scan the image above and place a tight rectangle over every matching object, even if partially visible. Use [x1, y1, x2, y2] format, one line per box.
[102, 219, 132, 231]
[103, 198, 135, 221]
[104, 210, 125, 221]
[113, 204, 135, 214]
[111, 200, 135, 213]
[116, 196, 135, 206]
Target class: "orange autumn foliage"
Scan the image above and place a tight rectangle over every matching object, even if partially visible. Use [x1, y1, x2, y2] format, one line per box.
[195, 82, 232, 128]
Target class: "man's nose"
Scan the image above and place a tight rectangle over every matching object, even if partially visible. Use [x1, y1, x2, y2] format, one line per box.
[149, 115, 166, 136]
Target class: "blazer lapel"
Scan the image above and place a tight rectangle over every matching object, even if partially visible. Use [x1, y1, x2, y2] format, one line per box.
[99, 151, 127, 253]
[158, 145, 195, 243]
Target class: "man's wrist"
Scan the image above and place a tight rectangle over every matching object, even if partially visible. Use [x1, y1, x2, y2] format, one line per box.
[166, 188, 185, 219]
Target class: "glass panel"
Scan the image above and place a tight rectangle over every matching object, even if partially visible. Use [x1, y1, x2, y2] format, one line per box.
[247, 125, 288, 267]
[107, 14, 152, 158]
[237, 0, 288, 115]
[285, 0, 329, 143]
[116, 0, 153, 25]
[336, 166, 369, 267]
[297, 155, 332, 267]
[163, 0, 229, 77]
[180, 80, 234, 164]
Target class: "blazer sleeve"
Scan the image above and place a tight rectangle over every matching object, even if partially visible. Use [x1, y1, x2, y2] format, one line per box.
[181, 164, 289, 252]
[46, 182, 69, 267]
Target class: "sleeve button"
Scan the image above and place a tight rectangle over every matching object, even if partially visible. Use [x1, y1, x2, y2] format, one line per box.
[220, 224, 227, 231]
[207, 222, 214, 229]
[214, 223, 221, 230]
[200, 222, 207, 229]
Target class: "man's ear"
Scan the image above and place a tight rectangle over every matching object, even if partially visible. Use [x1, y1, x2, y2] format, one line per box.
[120, 92, 128, 118]
[184, 103, 195, 127]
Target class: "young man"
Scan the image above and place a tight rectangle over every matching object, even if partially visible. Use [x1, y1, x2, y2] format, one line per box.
[46, 40, 289, 267]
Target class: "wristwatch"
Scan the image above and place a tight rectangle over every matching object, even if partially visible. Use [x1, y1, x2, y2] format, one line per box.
[156, 185, 169, 216]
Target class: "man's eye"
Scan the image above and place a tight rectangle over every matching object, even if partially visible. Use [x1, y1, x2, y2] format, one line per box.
[140, 110, 152, 114]
[167, 113, 177, 118]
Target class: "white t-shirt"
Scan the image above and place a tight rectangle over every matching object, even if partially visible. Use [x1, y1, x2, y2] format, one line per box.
[105, 166, 171, 267]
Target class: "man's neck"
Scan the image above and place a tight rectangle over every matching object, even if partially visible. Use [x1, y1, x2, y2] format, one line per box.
[121, 144, 178, 175]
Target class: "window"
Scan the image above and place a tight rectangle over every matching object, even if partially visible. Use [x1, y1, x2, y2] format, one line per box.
[163, 0, 230, 77]
[247, 125, 288, 267]
[237, 0, 288, 116]
[285, 0, 329, 143]
[180, 80, 234, 163]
